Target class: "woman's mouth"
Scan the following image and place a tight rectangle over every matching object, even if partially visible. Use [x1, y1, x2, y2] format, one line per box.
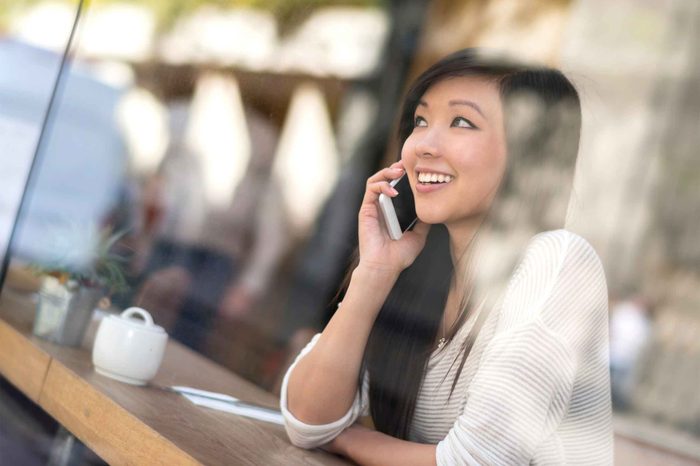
[415, 171, 454, 193]
[417, 172, 453, 184]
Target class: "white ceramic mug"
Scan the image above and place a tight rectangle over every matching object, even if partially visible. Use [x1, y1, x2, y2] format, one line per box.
[92, 307, 168, 385]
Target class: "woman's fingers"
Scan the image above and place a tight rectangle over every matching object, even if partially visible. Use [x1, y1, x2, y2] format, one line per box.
[361, 163, 405, 205]
[366, 164, 404, 185]
[370, 180, 398, 196]
[362, 180, 397, 206]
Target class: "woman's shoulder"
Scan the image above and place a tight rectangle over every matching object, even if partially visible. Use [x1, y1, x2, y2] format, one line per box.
[518, 229, 605, 279]
[497, 229, 608, 330]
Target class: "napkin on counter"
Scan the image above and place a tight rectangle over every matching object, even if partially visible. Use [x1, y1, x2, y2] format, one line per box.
[172, 386, 284, 425]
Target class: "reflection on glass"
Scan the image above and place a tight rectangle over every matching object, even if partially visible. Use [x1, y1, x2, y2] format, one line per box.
[0, 0, 698, 463]
[5, 0, 392, 379]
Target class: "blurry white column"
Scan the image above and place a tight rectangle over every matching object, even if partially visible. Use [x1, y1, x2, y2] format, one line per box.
[117, 88, 168, 177]
[186, 73, 250, 209]
[273, 83, 339, 235]
[10, 2, 76, 53]
[78, 4, 155, 61]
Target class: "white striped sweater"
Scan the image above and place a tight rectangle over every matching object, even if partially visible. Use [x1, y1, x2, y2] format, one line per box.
[281, 229, 613, 465]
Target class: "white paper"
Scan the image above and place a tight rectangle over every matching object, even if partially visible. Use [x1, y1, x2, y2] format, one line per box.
[173, 386, 284, 425]
[172, 385, 239, 402]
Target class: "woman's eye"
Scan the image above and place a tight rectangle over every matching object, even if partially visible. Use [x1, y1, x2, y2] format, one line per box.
[414, 116, 427, 127]
[452, 116, 476, 129]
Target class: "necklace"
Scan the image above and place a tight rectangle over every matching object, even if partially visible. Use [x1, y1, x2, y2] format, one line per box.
[437, 282, 467, 351]
[436, 303, 449, 350]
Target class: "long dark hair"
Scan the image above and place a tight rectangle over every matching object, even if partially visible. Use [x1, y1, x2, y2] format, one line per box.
[342, 49, 581, 440]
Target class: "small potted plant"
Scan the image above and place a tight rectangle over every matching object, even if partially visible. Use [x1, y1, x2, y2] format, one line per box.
[32, 225, 129, 346]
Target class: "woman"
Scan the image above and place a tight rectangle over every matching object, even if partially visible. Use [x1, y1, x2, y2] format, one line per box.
[281, 49, 612, 465]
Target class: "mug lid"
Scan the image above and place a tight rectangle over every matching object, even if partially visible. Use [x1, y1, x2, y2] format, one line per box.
[109, 307, 166, 334]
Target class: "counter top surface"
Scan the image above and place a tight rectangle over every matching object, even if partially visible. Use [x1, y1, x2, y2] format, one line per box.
[0, 289, 349, 466]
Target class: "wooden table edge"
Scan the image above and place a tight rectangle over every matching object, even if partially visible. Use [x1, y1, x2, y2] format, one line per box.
[0, 317, 52, 402]
[38, 357, 202, 466]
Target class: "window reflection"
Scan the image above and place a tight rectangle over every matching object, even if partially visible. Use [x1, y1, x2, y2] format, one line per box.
[1, 0, 698, 464]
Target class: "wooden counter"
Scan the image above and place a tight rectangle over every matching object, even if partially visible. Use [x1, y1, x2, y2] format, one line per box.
[0, 289, 349, 466]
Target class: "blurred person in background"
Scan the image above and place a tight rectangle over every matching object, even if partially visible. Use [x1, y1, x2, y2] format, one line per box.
[281, 49, 612, 465]
[609, 294, 652, 411]
[133, 102, 290, 351]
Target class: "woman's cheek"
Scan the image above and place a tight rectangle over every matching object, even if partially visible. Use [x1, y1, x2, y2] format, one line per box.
[400, 141, 415, 166]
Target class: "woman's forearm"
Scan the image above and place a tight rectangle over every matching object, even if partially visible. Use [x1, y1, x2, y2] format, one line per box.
[330, 425, 437, 466]
[286, 265, 398, 424]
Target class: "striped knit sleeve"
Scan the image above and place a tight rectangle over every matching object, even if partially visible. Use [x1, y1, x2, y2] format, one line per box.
[436, 230, 608, 465]
[280, 333, 370, 449]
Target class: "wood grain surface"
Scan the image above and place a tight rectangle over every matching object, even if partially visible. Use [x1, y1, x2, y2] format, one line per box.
[0, 290, 51, 402]
[0, 290, 350, 465]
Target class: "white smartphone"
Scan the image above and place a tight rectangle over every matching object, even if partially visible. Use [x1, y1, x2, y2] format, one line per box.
[378, 175, 418, 240]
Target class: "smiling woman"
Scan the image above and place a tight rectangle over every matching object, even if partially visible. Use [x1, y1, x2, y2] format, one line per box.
[403, 77, 507, 228]
[281, 49, 611, 465]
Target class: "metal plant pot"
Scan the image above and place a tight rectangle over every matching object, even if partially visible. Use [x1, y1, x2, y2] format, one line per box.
[33, 276, 103, 346]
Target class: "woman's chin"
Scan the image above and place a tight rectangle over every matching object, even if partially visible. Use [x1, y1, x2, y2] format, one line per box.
[416, 211, 448, 226]
[417, 208, 486, 229]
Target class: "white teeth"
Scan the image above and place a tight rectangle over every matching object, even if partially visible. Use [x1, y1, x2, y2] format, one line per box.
[417, 172, 453, 183]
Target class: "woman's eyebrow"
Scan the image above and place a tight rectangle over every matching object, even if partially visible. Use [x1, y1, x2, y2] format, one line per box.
[449, 99, 487, 119]
[417, 99, 487, 120]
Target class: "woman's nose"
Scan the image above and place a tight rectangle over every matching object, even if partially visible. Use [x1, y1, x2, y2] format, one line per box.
[414, 130, 441, 158]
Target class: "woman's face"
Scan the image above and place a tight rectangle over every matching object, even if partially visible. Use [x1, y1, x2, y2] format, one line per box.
[401, 76, 507, 229]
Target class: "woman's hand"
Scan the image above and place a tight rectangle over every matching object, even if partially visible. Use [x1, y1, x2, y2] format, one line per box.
[358, 161, 430, 276]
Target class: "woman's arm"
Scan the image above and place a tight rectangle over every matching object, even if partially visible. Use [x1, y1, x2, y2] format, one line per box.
[286, 162, 430, 425]
[328, 425, 437, 466]
[286, 264, 398, 423]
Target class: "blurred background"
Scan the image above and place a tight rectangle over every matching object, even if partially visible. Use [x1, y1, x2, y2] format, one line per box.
[0, 0, 698, 464]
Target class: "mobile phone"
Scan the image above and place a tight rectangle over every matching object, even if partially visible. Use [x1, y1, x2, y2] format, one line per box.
[378, 175, 418, 240]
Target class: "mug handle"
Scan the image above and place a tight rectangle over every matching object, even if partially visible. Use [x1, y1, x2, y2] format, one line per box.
[120, 307, 154, 326]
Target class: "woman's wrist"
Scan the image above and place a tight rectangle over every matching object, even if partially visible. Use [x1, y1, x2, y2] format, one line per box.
[353, 261, 401, 283]
[351, 263, 400, 298]
[337, 264, 399, 321]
